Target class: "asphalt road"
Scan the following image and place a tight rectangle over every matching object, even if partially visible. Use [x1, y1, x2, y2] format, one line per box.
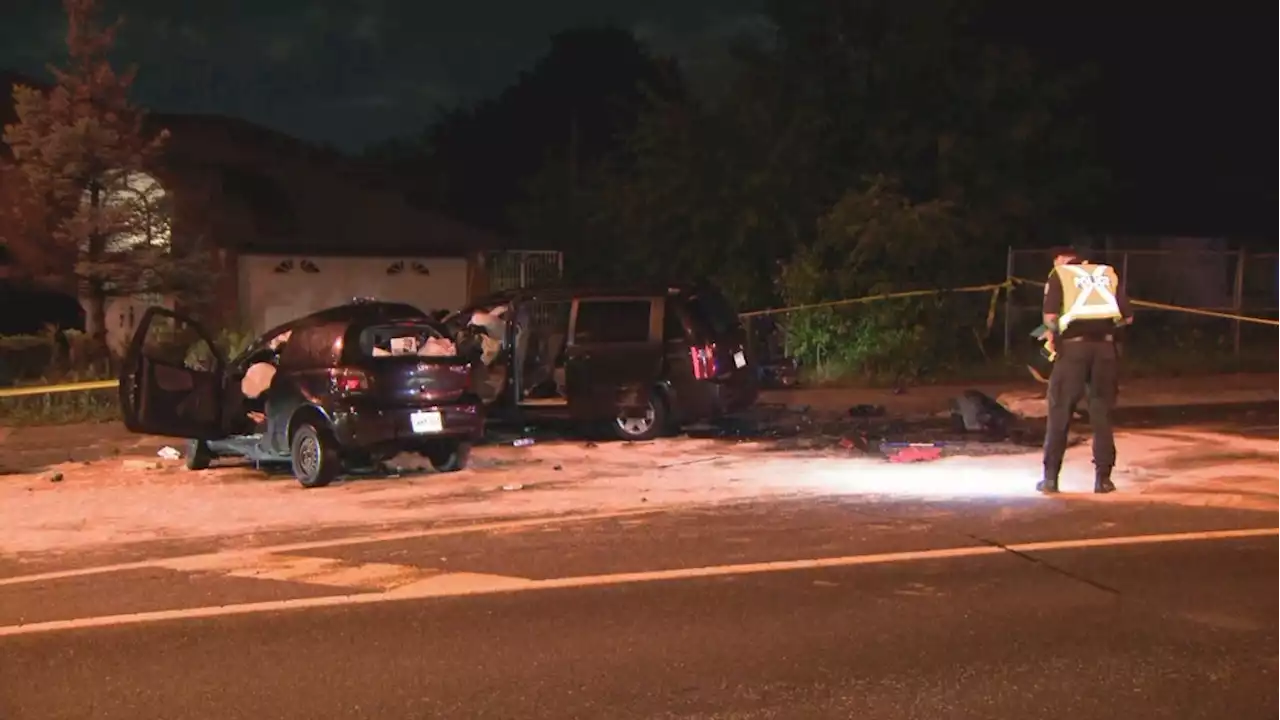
[0, 499, 1276, 720]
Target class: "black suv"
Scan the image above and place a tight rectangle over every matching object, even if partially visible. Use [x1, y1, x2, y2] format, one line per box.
[446, 283, 759, 440]
[119, 301, 484, 487]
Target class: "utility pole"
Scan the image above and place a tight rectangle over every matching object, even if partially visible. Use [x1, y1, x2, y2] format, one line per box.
[567, 107, 579, 209]
[564, 107, 580, 283]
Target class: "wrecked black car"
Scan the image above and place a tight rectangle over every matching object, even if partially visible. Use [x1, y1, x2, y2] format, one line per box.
[444, 283, 760, 440]
[118, 300, 484, 488]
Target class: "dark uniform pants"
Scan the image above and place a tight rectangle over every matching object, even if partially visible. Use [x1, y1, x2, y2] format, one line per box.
[1042, 339, 1119, 478]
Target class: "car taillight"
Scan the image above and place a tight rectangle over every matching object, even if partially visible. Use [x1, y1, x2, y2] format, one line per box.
[689, 343, 716, 380]
[331, 368, 369, 393]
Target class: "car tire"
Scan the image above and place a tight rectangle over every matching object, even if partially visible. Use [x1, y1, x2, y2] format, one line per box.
[185, 439, 214, 471]
[612, 395, 666, 442]
[425, 441, 471, 473]
[290, 423, 341, 488]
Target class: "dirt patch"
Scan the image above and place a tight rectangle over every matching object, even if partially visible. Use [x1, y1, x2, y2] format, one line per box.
[762, 372, 1277, 418]
[0, 422, 172, 475]
[1152, 449, 1279, 471]
[0, 424, 1273, 560]
[0, 373, 1273, 560]
[1205, 475, 1280, 487]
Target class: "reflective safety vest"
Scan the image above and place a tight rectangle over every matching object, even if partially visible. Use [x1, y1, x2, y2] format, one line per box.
[1051, 263, 1122, 332]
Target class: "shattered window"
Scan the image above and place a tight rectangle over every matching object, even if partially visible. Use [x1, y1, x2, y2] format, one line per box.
[573, 299, 653, 344]
[359, 323, 457, 358]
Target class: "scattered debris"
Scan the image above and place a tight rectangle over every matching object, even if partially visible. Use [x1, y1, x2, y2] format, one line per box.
[657, 456, 724, 469]
[950, 390, 1017, 435]
[157, 446, 182, 461]
[501, 483, 525, 491]
[123, 459, 160, 471]
[837, 432, 873, 452]
[886, 444, 945, 463]
[848, 404, 886, 418]
[512, 438, 535, 448]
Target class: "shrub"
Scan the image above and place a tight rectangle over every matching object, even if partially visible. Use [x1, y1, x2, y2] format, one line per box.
[775, 178, 997, 383]
[0, 327, 115, 423]
[0, 325, 255, 426]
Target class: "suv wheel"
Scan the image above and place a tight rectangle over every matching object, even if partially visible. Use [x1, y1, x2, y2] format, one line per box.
[290, 423, 341, 488]
[613, 397, 665, 441]
[424, 441, 471, 472]
[185, 439, 214, 471]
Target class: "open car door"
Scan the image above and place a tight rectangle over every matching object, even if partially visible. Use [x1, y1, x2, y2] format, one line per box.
[119, 307, 227, 440]
[564, 297, 663, 420]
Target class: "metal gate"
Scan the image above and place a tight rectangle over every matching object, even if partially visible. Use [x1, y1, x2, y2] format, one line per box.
[486, 251, 563, 293]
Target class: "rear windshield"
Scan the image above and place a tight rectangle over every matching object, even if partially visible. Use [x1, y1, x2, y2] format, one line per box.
[358, 323, 458, 358]
[683, 289, 741, 337]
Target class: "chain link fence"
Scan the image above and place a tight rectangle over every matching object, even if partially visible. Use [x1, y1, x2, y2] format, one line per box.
[485, 250, 564, 293]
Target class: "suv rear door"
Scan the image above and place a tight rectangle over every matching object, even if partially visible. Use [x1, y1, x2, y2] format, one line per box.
[678, 286, 752, 379]
[564, 296, 662, 419]
[119, 307, 227, 439]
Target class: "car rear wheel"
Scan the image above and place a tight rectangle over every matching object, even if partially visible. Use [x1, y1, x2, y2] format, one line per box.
[613, 396, 666, 441]
[185, 439, 214, 471]
[424, 441, 471, 472]
[290, 423, 341, 488]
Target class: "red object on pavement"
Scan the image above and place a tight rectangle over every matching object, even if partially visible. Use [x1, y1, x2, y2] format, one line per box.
[887, 446, 944, 463]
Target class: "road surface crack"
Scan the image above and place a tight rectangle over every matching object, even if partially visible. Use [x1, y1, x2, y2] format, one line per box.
[964, 533, 1121, 596]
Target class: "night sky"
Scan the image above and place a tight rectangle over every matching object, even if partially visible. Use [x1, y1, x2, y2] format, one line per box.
[1, 1, 1271, 235]
[0, 0, 767, 151]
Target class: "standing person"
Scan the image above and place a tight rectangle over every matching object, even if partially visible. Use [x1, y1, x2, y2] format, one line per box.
[1039, 246, 1134, 494]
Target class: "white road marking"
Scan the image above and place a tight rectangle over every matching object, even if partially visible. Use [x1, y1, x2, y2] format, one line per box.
[0, 526, 1273, 638]
[156, 553, 441, 591]
[0, 509, 657, 589]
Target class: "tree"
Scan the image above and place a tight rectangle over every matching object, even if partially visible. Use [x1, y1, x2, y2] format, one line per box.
[1, 0, 207, 353]
[372, 26, 683, 234]
[763, 0, 1107, 248]
[776, 178, 975, 379]
[0, 156, 67, 282]
[574, 45, 835, 308]
[582, 0, 1106, 310]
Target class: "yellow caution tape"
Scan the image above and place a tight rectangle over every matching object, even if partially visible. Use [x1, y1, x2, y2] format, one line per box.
[983, 284, 1004, 336]
[1009, 276, 1280, 327]
[738, 283, 1007, 319]
[0, 379, 119, 399]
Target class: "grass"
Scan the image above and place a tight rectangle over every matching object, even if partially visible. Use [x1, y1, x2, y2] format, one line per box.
[0, 375, 120, 426]
[794, 340, 1277, 389]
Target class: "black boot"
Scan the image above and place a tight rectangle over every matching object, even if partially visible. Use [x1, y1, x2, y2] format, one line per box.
[1094, 468, 1116, 494]
[1037, 465, 1060, 494]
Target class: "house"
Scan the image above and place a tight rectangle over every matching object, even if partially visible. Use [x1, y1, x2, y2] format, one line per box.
[0, 70, 563, 348]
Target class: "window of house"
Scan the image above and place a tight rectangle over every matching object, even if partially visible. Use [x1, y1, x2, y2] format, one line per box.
[572, 299, 653, 344]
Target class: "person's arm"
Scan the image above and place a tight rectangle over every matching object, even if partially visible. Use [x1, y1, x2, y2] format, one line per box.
[1115, 278, 1134, 325]
[1042, 272, 1063, 332]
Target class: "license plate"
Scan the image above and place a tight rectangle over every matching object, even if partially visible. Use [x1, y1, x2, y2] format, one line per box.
[410, 410, 443, 434]
[733, 350, 747, 368]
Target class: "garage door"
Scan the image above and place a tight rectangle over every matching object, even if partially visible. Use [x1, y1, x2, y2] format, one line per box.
[239, 255, 469, 333]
